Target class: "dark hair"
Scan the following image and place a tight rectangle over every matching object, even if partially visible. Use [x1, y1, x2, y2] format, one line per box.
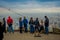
[3, 17, 5, 20]
[30, 17, 33, 19]
[45, 16, 47, 18]
[19, 17, 22, 21]
[36, 18, 38, 20]
[30, 17, 33, 21]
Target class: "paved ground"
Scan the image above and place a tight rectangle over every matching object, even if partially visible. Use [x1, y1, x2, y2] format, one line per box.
[4, 32, 60, 40]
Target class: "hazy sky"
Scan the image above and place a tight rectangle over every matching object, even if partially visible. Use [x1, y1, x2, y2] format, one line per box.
[0, 0, 60, 14]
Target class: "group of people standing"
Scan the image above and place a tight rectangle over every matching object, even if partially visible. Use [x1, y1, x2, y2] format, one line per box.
[19, 16, 49, 36]
[0, 16, 49, 40]
[0, 16, 14, 40]
[19, 16, 28, 33]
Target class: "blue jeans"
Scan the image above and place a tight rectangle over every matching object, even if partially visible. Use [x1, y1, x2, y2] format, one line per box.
[8, 24, 14, 33]
[45, 26, 49, 34]
[30, 25, 34, 33]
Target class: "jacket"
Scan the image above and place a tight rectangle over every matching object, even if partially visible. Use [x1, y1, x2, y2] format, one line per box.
[7, 16, 13, 25]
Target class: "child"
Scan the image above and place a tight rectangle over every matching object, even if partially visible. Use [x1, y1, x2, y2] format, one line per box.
[0, 22, 4, 40]
[19, 17, 23, 33]
[39, 19, 44, 33]
[29, 17, 34, 33]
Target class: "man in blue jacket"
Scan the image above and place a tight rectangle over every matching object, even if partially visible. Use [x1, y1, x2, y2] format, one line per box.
[23, 16, 28, 33]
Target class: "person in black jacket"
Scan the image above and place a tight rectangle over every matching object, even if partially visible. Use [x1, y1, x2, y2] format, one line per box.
[29, 17, 34, 33]
[3, 17, 6, 33]
[34, 18, 41, 37]
[44, 16, 49, 34]
[0, 21, 4, 40]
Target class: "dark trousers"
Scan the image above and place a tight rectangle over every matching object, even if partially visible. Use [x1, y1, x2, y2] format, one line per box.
[3, 27, 6, 33]
[19, 27, 23, 33]
[24, 24, 28, 32]
[0, 38, 3, 40]
[0, 34, 3, 40]
[45, 26, 49, 34]
[30, 25, 34, 33]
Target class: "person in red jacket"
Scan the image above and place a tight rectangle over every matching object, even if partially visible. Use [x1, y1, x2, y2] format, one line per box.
[7, 16, 14, 33]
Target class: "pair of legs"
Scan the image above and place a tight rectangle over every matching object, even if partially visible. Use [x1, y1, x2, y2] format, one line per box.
[3, 27, 7, 33]
[0, 34, 3, 40]
[19, 27, 23, 33]
[8, 24, 14, 33]
[45, 26, 49, 34]
[24, 24, 28, 33]
[30, 25, 34, 33]
[39, 26, 44, 33]
[0, 38, 3, 40]
[34, 26, 41, 37]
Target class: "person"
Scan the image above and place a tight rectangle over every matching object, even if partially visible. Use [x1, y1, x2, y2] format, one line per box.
[3, 17, 6, 33]
[19, 17, 23, 33]
[0, 22, 4, 40]
[29, 17, 34, 33]
[7, 16, 14, 33]
[23, 16, 28, 33]
[34, 18, 41, 37]
[39, 19, 44, 33]
[44, 16, 49, 34]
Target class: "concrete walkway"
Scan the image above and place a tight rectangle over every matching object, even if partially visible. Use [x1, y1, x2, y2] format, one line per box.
[4, 32, 60, 40]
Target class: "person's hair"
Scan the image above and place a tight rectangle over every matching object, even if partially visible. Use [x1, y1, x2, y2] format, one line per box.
[36, 17, 38, 20]
[19, 17, 22, 21]
[45, 16, 48, 18]
[24, 16, 26, 19]
[30, 17, 33, 21]
[41, 19, 43, 23]
[30, 17, 33, 19]
[3, 17, 5, 20]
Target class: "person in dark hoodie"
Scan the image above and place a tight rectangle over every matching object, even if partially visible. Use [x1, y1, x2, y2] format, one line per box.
[7, 16, 14, 33]
[3, 17, 6, 33]
[29, 17, 34, 33]
[0, 21, 4, 40]
[44, 16, 49, 34]
[34, 18, 41, 37]
[23, 16, 28, 33]
[19, 17, 23, 33]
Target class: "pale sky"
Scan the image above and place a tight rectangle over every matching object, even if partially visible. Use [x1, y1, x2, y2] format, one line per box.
[0, 0, 60, 14]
